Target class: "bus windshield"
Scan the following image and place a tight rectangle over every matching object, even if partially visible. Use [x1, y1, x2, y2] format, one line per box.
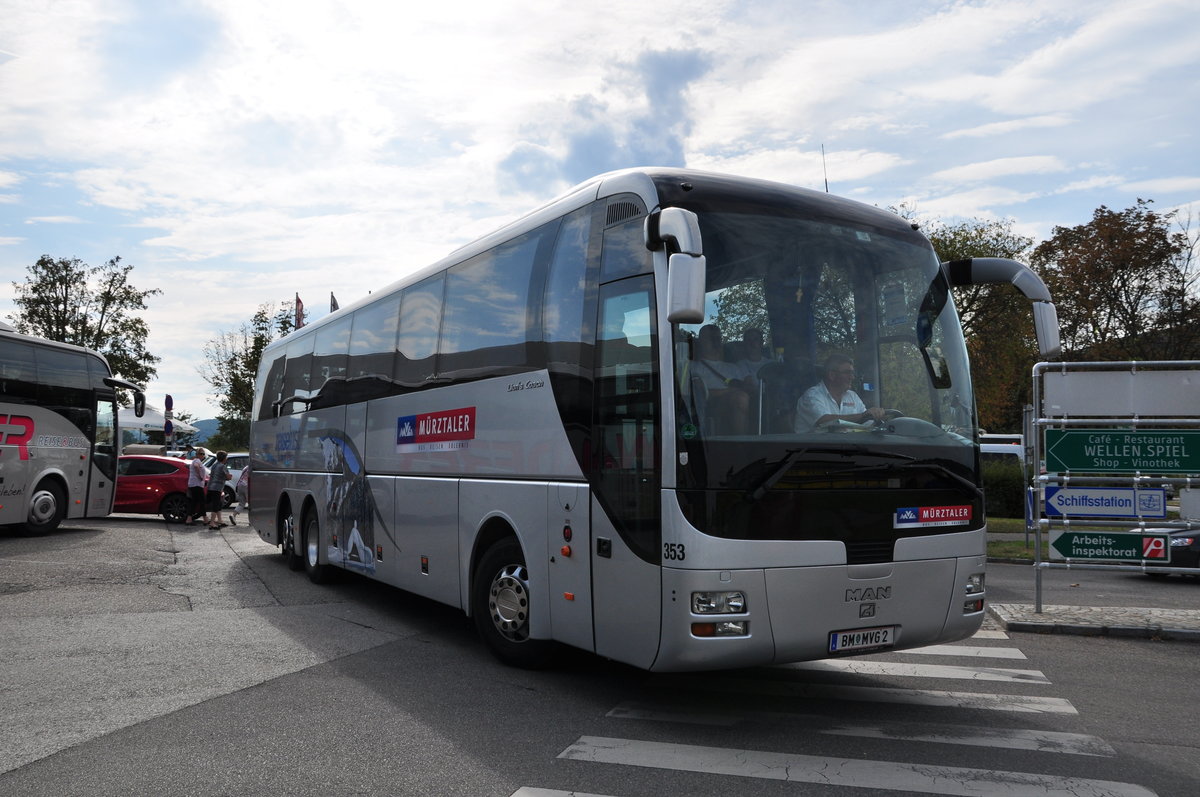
[671, 203, 978, 542]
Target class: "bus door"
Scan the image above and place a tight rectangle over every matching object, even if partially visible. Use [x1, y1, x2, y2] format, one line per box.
[589, 277, 663, 668]
[88, 395, 118, 516]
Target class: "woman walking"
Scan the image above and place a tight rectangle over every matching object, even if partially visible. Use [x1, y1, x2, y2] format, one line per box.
[205, 451, 232, 529]
[185, 454, 208, 526]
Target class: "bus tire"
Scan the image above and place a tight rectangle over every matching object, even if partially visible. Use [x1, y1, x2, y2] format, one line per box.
[160, 493, 190, 523]
[472, 537, 556, 668]
[20, 479, 65, 536]
[280, 506, 303, 571]
[302, 511, 330, 584]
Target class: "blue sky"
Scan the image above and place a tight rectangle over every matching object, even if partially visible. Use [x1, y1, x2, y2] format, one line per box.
[2, 0, 1199, 419]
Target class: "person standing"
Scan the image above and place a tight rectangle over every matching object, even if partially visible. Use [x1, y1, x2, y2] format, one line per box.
[186, 454, 208, 526]
[205, 451, 232, 529]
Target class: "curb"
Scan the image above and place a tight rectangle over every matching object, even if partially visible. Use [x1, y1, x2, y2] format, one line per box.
[987, 604, 1200, 643]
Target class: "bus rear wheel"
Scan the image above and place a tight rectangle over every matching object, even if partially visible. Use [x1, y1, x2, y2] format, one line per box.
[302, 512, 330, 584]
[472, 537, 556, 668]
[20, 480, 65, 536]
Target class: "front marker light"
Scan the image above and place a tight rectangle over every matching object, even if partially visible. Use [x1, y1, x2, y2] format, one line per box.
[692, 621, 748, 637]
[692, 591, 746, 614]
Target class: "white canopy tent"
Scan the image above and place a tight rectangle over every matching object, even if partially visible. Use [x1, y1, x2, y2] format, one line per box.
[118, 405, 199, 435]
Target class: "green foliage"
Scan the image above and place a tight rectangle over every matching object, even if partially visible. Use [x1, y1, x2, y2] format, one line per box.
[1032, 199, 1199, 359]
[8, 255, 162, 387]
[982, 457, 1027, 518]
[198, 300, 295, 450]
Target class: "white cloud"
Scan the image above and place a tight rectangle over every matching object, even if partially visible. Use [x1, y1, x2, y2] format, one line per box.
[931, 156, 1068, 184]
[1121, 177, 1200, 194]
[942, 115, 1073, 140]
[25, 216, 84, 224]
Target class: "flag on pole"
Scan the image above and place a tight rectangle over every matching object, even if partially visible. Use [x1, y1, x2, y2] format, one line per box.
[330, 292, 339, 312]
[295, 293, 305, 329]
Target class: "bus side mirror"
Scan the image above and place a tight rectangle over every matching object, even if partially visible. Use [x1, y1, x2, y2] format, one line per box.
[134, 392, 146, 417]
[666, 253, 707, 323]
[944, 257, 1062, 359]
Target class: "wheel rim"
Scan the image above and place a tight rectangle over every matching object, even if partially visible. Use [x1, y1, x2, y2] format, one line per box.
[163, 496, 186, 522]
[281, 513, 295, 555]
[488, 564, 530, 642]
[29, 488, 59, 525]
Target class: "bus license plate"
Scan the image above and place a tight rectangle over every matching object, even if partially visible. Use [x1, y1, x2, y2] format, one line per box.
[828, 625, 895, 653]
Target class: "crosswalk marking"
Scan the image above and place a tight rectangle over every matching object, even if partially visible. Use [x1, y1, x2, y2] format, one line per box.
[695, 677, 1078, 713]
[785, 659, 1051, 683]
[607, 701, 1113, 756]
[971, 629, 1009, 639]
[510, 789, 618, 797]
[899, 644, 1027, 659]
[559, 737, 1156, 797]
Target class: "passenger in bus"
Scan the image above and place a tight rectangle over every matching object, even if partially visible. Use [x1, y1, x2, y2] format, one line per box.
[794, 354, 889, 431]
[735, 327, 771, 379]
[693, 325, 755, 434]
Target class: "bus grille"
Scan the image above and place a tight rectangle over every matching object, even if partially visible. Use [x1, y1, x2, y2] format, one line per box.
[845, 539, 895, 565]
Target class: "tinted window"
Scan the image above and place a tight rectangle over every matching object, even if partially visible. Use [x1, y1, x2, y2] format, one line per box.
[440, 226, 549, 372]
[396, 276, 443, 383]
[312, 316, 351, 389]
[600, 217, 651, 282]
[349, 296, 401, 379]
[544, 207, 592, 346]
[280, 336, 315, 409]
[0, 339, 38, 403]
[255, 348, 287, 421]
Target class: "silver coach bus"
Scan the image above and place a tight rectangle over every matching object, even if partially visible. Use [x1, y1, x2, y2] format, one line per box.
[248, 168, 1059, 671]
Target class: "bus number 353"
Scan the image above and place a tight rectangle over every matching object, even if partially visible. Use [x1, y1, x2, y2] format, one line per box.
[663, 543, 686, 561]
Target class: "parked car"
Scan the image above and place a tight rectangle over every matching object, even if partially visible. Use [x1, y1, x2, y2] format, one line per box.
[203, 452, 248, 507]
[114, 455, 194, 522]
[1145, 529, 1200, 577]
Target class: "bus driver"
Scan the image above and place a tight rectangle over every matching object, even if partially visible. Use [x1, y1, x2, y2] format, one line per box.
[794, 354, 889, 432]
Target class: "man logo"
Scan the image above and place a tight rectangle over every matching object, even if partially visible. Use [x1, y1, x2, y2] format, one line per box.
[859, 603, 877, 619]
[846, 587, 891, 602]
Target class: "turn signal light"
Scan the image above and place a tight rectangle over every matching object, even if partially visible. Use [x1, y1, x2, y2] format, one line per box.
[691, 621, 748, 637]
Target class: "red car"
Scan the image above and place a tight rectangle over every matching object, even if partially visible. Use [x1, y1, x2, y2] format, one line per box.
[115, 455, 194, 522]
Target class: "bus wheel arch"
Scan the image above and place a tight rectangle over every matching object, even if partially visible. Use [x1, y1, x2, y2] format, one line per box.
[20, 476, 67, 536]
[470, 528, 556, 668]
[300, 498, 330, 584]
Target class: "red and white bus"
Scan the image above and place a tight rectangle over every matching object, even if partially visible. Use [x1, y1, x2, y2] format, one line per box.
[0, 322, 144, 535]
[249, 168, 1059, 671]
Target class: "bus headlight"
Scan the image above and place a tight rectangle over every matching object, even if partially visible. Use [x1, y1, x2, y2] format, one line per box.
[964, 573, 985, 595]
[691, 591, 746, 614]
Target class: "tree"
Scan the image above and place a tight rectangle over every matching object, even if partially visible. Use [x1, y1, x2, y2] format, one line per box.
[924, 218, 1037, 432]
[199, 301, 296, 450]
[9, 255, 162, 386]
[1031, 199, 1198, 360]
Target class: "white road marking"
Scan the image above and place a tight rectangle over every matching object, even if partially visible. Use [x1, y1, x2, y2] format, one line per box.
[559, 737, 1156, 797]
[697, 677, 1078, 713]
[972, 629, 1009, 639]
[607, 701, 1112, 756]
[898, 644, 1027, 659]
[785, 659, 1050, 683]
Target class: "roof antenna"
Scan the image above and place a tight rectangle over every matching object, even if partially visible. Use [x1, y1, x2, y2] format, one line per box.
[821, 144, 830, 193]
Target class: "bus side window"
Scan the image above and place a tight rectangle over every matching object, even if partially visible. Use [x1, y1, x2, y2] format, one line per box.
[0, 340, 38, 404]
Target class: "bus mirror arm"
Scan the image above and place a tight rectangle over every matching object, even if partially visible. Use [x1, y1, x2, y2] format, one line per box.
[103, 377, 147, 417]
[944, 257, 1061, 359]
[645, 207, 703, 256]
[647, 207, 707, 323]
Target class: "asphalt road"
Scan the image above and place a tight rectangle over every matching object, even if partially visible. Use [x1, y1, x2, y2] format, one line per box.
[1, 516, 1196, 796]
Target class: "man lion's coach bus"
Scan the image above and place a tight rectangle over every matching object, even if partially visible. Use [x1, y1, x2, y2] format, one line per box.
[0, 322, 145, 535]
[249, 168, 1059, 671]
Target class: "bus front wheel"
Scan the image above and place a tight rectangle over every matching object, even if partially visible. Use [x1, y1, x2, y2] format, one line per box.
[20, 480, 65, 536]
[302, 512, 330, 584]
[472, 537, 556, 668]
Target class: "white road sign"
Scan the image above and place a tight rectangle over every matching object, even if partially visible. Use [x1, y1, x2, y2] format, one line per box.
[1043, 486, 1167, 519]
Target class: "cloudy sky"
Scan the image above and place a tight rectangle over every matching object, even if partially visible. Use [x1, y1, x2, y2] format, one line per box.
[2, 0, 1198, 421]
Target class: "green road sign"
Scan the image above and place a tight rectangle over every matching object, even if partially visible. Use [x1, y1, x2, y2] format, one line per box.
[1049, 530, 1171, 561]
[1045, 429, 1200, 473]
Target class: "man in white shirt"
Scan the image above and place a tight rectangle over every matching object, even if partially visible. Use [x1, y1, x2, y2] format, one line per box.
[794, 354, 888, 432]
